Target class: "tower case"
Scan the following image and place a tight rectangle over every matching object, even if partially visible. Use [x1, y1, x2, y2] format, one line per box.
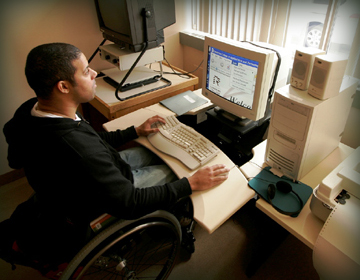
[265, 76, 358, 181]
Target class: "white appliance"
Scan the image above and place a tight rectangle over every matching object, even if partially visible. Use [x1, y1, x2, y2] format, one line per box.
[265, 76, 358, 181]
[311, 147, 360, 280]
[310, 146, 360, 221]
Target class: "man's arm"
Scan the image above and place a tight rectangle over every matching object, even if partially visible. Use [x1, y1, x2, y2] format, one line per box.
[97, 115, 164, 148]
[97, 126, 138, 148]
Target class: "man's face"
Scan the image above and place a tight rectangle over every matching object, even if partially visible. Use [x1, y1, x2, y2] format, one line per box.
[70, 53, 97, 103]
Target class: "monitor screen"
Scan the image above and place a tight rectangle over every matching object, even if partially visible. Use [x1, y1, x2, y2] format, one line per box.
[94, 0, 176, 52]
[206, 46, 259, 111]
[202, 36, 284, 122]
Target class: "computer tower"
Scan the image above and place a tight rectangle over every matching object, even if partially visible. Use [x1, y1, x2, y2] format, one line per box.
[290, 47, 325, 91]
[265, 76, 358, 181]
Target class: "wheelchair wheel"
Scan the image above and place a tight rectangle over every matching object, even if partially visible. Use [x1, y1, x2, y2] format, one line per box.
[60, 211, 181, 280]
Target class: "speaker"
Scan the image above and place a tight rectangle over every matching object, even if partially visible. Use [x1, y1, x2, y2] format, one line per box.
[308, 54, 348, 100]
[290, 48, 325, 90]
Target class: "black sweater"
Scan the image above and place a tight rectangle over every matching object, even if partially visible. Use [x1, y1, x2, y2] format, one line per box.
[3, 98, 192, 224]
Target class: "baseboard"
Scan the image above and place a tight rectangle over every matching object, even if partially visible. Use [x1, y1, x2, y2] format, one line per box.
[0, 169, 25, 187]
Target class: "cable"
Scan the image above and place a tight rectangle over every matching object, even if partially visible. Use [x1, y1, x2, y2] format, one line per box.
[241, 41, 282, 102]
[164, 57, 204, 78]
[247, 161, 299, 184]
[150, 55, 204, 79]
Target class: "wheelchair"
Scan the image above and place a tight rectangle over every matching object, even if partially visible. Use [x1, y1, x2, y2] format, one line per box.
[60, 210, 183, 280]
[1, 194, 195, 280]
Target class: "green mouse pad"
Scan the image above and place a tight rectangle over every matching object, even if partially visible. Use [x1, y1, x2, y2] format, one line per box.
[248, 166, 313, 217]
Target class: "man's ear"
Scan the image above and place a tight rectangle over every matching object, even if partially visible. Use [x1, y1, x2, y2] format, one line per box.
[56, 81, 70, 94]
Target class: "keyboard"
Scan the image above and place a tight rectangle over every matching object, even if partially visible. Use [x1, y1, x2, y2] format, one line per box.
[147, 115, 220, 170]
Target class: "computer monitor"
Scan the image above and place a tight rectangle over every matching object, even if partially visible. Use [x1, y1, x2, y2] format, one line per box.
[94, 0, 176, 53]
[202, 36, 285, 122]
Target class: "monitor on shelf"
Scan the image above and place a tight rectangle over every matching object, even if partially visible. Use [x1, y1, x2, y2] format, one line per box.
[94, 0, 176, 53]
[202, 36, 289, 123]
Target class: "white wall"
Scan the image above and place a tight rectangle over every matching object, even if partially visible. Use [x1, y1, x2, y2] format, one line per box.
[0, 0, 191, 176]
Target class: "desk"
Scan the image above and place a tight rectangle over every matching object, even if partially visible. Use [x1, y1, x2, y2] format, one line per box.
[87, 63, 198, 121]
[103, 94, 255, 234]
[240, 140, 354, 249]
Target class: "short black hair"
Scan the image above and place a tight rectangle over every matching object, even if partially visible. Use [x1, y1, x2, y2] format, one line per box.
[25, 43, 82, 99]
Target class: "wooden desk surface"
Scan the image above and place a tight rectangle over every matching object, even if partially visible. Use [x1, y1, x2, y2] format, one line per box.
[90, 63, 198, 120]
[240, 140, 354, 249]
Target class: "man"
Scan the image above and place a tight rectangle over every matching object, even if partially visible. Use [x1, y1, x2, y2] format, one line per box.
[2, 43, 229, 263]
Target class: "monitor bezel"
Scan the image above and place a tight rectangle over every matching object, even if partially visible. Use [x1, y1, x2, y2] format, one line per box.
[202, 36, 275, 121]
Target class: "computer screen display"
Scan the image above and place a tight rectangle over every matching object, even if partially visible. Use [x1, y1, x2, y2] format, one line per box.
[206, 46, 259, 111]
[202, 36, 283, 122]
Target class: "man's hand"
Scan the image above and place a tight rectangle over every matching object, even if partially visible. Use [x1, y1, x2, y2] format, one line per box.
[188, 164, 230, 191]
[135, 115, 166, 137]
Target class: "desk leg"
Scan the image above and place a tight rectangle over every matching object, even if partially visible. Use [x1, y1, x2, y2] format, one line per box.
[242, 199, 289, 278]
